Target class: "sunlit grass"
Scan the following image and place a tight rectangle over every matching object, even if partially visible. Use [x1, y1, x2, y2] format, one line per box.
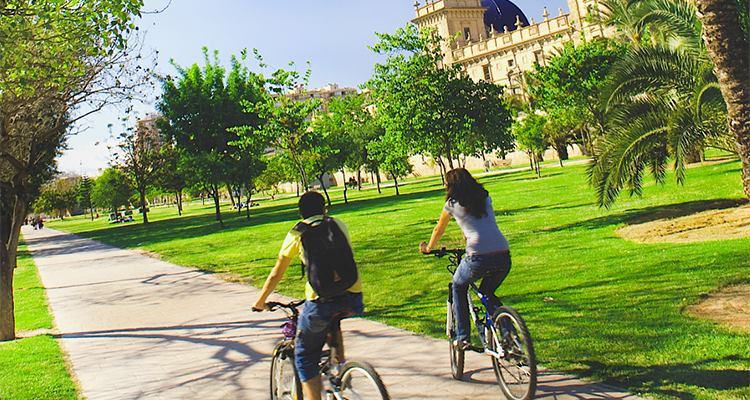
[48, 158, 749, 400]
[0, 241, 78, 400]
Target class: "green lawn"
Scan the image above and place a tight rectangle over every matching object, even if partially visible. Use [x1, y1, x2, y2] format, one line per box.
[0, 241, 79, 400]
[47, 158, 749, 400]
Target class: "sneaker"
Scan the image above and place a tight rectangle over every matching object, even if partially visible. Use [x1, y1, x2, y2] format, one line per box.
[452, 339, 471, 351]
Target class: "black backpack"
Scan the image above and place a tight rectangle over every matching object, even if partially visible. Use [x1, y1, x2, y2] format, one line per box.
[293, 216, 358, 299]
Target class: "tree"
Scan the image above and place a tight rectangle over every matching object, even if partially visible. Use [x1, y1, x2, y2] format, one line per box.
[0, 0, 147, 341]
[232, 59, 321, 195]
[157, 48, 265, 228]
[111, 117, 164, 224]
[367, 24, 513, 169]
[77, 175, 95, 221]
[514, 112, 548, 178]
[33, 177, 78, 219]
[695, 0, 750, 200]
[367, 131, 413, 196]
[255, 154, 296, 199]
[529, 38, 627, 154]
[311, 95, 370, 204]
[155, 144, 189, 216]
[91, 168, 135, 213]
[588, 0, 733, 207]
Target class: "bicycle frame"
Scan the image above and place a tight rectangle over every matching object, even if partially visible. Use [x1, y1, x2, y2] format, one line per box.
[440, 249, 504, 359]
[267, 301, 359, 400]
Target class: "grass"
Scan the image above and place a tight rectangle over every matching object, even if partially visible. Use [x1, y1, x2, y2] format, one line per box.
[0, 241, 79, 400]
[46, 158, 749, 400]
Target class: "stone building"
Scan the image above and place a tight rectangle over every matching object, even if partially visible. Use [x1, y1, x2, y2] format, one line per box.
[135, 112, 163, 150]
[398, 0, 613, 176]
[283, 83, 358, 114]
[411, 0, 610, 92]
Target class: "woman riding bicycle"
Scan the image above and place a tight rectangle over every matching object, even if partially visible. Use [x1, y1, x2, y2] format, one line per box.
[419, 168, 511, 350]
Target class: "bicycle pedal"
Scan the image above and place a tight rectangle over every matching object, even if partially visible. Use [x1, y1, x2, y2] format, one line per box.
[466, 344, 484, 353]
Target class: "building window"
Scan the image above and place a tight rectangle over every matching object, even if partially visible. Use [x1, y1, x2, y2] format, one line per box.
[482, 65, 492, 81]
[507, 59, 514, 68]
[533, 51, 543, 64]
[464, 27, 471, 41]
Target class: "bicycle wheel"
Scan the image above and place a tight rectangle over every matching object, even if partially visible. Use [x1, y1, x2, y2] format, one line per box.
[490, 306, 537, 400]
[270, 340, 302, 400]
[338, 360, 390, 400]
[447, 300, 464, 380]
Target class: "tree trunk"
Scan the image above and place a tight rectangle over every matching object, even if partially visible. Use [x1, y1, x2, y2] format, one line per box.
[140, 189, 149, 224]
[177, 190, 183, 216]
[245, 191, 252, 221]
[357, 171, 362, 191]
[695, 0, 750, 200]
[0, 240, 15, 341]
[376, 170, 382, 194]
[436, 157, 446, 186]
[211, 184, 225, 229]
[341, 170, 348, 204]
[318, 172, 332, 207]
[227, 184, 236, 208]
[0, 184, 29, 341]
[392, 175, 400, 196]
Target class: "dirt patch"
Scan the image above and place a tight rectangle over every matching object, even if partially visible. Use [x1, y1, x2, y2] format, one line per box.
[616, 205, 750, 243]
[686, 284, 750, 331]
[616, 203, 750, 330]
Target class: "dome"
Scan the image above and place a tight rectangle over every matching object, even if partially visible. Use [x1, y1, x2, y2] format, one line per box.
[481, 0, 530, 33]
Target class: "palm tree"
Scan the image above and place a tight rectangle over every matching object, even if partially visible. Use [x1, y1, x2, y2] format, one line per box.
[694, 0, 750, 200]
[589, 0, 733, 207]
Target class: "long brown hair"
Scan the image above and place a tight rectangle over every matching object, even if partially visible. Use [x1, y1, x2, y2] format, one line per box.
[445, 168, 489, 218]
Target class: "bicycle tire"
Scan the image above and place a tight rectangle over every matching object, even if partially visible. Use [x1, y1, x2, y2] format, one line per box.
[490, 306, 537, 400]
[447, 300, 465, 380]
[270, 340, 302, 400]
[338, 359, 390, 400]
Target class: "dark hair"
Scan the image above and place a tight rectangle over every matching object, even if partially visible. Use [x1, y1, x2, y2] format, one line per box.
[299, 191, 326, 219]
[445, 168, 489, 219]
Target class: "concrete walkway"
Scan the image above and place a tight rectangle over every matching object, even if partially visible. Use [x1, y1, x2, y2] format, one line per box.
[22, 226, 644, 400]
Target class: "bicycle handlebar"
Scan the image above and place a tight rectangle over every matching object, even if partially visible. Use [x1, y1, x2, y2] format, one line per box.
[253, 299, 305, 316]
[423, 247, 465, 258]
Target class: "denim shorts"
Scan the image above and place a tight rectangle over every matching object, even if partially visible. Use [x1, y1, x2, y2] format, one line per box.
[294, 292, 364, 382]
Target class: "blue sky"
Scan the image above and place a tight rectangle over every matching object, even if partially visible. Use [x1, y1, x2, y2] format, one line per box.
[63, 0, 569, 176]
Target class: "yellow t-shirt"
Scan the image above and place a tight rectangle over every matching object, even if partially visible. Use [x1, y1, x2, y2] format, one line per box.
[279, 214, 362, 300]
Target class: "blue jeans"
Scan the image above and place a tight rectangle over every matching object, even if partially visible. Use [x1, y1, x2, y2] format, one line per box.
[452, 252, 511, 343]
[295, 292, 364, 382]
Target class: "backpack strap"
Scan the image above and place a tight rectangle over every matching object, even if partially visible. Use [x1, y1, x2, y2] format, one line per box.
[292, 221, 310, 279]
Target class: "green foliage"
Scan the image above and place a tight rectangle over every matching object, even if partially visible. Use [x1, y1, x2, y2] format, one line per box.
[589, 0, 731, 208]
[530, 38, 627, 152]
[231, 58, 321, 191]
[157, 47, 266, 226]
[0, 0, 143, 95]
[32, 177, 79, 219]
[111, 117, 165, 223]
[77, 176, 94, 211]
[92, 168, 135, 212]
[735, 0, 750, 41]
[367, 24, 513, 168]
[513, 112, 548, 176]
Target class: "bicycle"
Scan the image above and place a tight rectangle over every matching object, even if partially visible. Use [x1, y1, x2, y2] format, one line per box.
[263, 300, 390, 400]
[425, 248, 537, 400]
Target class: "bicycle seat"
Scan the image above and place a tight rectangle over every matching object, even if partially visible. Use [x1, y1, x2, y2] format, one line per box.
[332, 309, 353, 322]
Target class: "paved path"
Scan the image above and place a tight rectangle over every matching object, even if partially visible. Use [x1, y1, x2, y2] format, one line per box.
[22, 226, 644, 400]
